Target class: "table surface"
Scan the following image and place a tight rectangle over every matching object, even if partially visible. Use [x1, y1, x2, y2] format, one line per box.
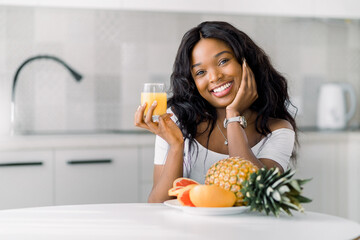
[0, 203, 359, 240]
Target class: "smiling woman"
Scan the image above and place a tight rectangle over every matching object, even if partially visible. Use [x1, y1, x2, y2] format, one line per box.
[134, 21, 297, 203]
[190, 39, 244, 108]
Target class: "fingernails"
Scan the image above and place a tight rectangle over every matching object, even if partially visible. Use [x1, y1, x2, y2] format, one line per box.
[243, 58, 247, 67]
[137, 105, 141, 111]
[152, 100, 157, 106]
[142, 102, 146, 107]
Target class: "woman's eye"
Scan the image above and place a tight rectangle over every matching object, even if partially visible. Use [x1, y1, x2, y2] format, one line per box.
[196, 70, 205, 76]
[219, 59, 229, 65]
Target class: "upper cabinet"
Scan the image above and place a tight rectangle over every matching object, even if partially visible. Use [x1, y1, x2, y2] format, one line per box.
[0, 0, 359, 19]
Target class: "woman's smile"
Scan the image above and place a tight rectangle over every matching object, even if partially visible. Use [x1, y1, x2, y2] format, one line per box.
[211, 81, 234, 97]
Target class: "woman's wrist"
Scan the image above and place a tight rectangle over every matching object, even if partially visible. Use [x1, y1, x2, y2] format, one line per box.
[169, 140, 184, 150]
[226, 108, 241, 118]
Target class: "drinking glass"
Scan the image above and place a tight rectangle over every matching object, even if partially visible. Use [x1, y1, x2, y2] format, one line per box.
[141, 83, 167, 121]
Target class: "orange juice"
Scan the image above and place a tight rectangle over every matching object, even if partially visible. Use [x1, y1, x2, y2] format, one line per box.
[141, 92, 167, 116]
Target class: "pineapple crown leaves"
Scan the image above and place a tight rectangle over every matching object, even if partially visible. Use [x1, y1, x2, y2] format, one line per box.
[241, 167, 312, 217]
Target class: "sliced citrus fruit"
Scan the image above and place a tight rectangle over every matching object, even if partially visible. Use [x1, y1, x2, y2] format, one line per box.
[173, 177, 199, 188]
[177, 184, 197, 207]
[168, 186, 185, 196]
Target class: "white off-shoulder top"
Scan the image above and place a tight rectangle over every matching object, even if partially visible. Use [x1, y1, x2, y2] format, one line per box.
[153, 110, 295, 184]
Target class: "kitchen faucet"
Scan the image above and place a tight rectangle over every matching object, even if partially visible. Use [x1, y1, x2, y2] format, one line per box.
[11, 55, 83, 135]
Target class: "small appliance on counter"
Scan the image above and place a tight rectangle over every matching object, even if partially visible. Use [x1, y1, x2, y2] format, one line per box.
[316, 82, 357, 130]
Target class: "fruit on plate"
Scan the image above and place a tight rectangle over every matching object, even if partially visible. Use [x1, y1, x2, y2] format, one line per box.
[177, 184, 197, 207]
[189, 184, 236, 207]
[168, 177, 199, 197]
[173, 177, 199, 188]
[169, 177, 237, 207]
[205, 157, 258, 206]
[169, 179, 236, 207]
[168, 177, 199, 206]
[241, 167, 312, 216]
[168, 186, 186, 197]
[205, 157, 312, 216]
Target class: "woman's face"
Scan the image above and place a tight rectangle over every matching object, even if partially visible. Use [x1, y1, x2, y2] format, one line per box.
[190, 38, 243, 109]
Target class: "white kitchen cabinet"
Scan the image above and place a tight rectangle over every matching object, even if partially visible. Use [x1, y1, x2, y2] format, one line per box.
[0, 150, 54, 210]
[54, 147, 139, 205]
[346, 136, 360, 222]
[295, 132, 359, 222]
[138, 146, 155, 202]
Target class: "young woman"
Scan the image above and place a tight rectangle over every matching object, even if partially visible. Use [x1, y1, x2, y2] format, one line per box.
[134, 21, 297, 203]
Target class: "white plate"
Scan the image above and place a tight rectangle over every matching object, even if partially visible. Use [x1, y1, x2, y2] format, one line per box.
[163, 199, 250, 216]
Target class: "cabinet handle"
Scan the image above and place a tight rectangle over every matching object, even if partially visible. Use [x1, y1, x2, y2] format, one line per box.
[67, 159, 113, 165]
[0, 161, 43, 167]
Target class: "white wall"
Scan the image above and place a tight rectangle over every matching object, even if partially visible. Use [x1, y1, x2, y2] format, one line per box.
[0, 6, 359, 136]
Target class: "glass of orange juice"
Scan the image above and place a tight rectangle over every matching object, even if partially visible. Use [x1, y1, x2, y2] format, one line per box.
[141, 83, 167, 121]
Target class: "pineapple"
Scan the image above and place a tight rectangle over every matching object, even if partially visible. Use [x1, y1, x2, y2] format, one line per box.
[241, 167, 312, 216]
[205, 157, 312, 216]
[205, 157, 258, 206]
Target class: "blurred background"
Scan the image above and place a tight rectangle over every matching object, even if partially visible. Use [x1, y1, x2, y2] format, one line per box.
[0, 0, 359, 223]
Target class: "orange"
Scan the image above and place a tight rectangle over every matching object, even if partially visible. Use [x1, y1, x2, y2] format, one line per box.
[189, 184, 236, 208]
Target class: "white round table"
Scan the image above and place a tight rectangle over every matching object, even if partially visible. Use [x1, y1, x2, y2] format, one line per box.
[0, 203, 358, 240]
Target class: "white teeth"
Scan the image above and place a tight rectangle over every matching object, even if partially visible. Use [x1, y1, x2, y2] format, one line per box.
[213, 82, 231, 93]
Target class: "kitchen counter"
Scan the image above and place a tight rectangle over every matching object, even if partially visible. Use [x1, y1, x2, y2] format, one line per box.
[1, 129, 360, 151]
[0, 203, 358, 240]
[0, 132, 156, 151]
[299, 129, 360, 141]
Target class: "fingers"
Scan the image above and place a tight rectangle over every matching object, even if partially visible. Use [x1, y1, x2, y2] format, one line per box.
[240, 59, 247, 89]
[134, 102, 150, 130]
[144, 101, 158, 128]
[242, 59, 258, 101]
[160, 113, 173, 121]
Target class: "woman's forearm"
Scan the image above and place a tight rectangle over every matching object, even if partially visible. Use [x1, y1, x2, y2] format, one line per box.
[148, 142, 184, 203]
[227, 122, 264, 168]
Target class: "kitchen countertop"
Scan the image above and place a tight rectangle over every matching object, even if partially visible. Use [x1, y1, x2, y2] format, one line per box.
[298, 129, 360, 142]
[0, 203, 358, 240]
[0, 132, 156, 151]
[1, 129, 360, 151]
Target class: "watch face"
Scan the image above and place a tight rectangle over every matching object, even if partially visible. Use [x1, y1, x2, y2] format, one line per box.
[240, 116, 247, 128]
[224, 116, 247, 128]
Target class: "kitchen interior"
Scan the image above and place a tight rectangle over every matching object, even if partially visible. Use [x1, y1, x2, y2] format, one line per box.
[0, 0, 359, 224]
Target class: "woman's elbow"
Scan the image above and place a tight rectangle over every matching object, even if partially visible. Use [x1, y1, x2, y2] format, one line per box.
[147, 195, 161, 203]
[147, 192, 173, 203]
[147, 191, 163, 203]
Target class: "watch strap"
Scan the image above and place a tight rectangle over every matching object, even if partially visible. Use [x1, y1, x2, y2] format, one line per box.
[223, 116, 247, 129]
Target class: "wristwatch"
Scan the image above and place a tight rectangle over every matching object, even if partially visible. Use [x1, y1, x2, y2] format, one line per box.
[223, 116, 247, 129]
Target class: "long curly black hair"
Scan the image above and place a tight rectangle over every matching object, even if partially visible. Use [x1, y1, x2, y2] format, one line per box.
[168, 21, 298, 162]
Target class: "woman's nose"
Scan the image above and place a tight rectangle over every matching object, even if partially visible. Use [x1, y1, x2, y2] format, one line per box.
[208, 69, 223, 83]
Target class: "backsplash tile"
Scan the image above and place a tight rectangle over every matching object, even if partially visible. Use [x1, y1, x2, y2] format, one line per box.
[95, 44, 122, 76]
[34, 8, 68, 43]
[0, 6, 359, 135]
[95, 75, 121, 130]
[6, 7, 34, 41]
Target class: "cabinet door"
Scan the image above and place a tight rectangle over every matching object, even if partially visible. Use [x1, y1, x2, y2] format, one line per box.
[295, 137, 348, 219]
[347, 138, 360, 223]
[55, 148, 138, 205]
[0, 151, 53, 210]
[138, 146, 155, 203]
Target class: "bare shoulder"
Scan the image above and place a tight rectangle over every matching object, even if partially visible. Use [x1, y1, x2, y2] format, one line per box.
[268, 118, 294, 132]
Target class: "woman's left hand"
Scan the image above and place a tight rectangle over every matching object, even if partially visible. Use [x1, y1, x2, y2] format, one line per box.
[226, 59, 258, 116]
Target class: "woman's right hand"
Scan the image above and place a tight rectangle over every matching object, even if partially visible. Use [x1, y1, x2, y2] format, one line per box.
[134, 101, 184, 147]
[226, 59, 258, 116]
